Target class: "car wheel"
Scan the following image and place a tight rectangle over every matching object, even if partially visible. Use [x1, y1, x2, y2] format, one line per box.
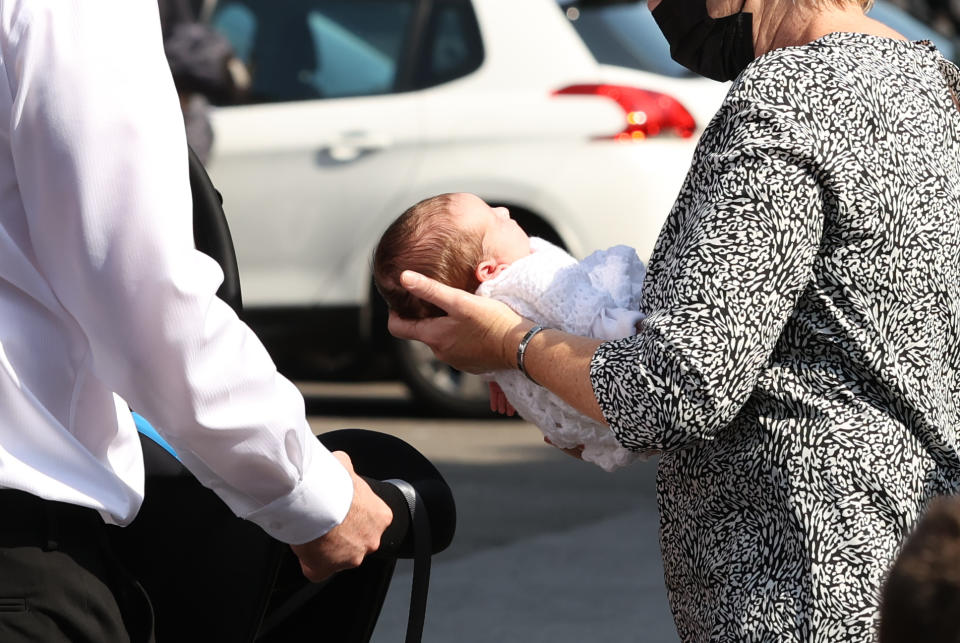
[394, 338, 492, 417]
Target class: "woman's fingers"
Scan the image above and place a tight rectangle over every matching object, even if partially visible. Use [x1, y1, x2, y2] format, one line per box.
[387, 310, 425, 341]
[399, 270, 464, 314]
[388, 304, 457, 341]
[387, 313, 411, 339]
[386, 272, 466, 344]
[386, 269, 529, 373]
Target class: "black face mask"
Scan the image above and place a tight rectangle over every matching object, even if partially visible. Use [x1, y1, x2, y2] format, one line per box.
[652, 0, 754, 82]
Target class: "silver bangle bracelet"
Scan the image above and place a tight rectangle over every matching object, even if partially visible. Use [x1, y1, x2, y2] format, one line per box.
[516, 324, 549, 385]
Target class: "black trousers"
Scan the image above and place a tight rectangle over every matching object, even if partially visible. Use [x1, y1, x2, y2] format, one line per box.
[0, 489, 155, 643]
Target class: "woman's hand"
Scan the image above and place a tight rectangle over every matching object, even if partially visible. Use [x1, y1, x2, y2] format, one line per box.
[390, 270, 608, 426]
[387, 270, 533, 373]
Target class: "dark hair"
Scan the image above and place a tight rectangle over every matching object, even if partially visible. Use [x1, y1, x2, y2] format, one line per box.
[373, 194, 485, 319]
[879, 495, 960, 642]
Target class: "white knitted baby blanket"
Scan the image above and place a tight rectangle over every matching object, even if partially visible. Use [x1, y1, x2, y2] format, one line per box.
[477, 237, 653, 472]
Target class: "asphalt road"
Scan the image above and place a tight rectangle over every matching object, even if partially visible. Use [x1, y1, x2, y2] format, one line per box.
[298, 381, 680, 643]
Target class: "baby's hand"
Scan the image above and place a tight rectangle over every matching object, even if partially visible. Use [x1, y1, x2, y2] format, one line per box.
[489, 382, 516, 416]
[544, 436, 584, 460]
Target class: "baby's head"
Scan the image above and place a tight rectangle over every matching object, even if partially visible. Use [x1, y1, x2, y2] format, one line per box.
[373, 192, 530, 319]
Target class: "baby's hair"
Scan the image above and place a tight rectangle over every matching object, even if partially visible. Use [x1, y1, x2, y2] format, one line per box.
[373, 193, 485, 319]
[879, 495, 960, 642]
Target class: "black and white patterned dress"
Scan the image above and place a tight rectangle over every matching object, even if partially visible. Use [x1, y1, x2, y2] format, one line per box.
[590, 33, 960, 641]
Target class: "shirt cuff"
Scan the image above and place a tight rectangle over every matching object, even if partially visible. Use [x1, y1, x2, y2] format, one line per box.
[590, 327, 716, 452]
[243, 438, 354, 544]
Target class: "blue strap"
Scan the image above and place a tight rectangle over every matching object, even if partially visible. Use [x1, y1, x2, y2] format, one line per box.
[132, 411, 180, 460]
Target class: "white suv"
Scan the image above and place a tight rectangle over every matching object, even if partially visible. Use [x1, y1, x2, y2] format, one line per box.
[203, 0, 939, 415]
[205, 0, 726, 414]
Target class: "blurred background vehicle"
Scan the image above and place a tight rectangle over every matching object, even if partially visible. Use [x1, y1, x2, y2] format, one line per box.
[204, 0, 726, 415]
[201, 0, 952, 416]
[883, 0, 960, 57]
[868, 0, 956, 56]
[562, 0, 954, 69]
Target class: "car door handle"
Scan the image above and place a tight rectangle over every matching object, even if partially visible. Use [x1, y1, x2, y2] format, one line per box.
[319, 131, 393, 164]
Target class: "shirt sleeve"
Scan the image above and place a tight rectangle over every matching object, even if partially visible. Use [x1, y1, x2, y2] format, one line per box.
[590, 92, 825, 453]
[3, 0, 352, 544]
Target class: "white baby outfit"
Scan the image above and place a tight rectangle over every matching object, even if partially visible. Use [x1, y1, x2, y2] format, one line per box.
[477, 237, 654, 471]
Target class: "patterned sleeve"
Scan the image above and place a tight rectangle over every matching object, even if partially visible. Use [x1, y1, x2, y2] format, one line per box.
[590, 90, 825, 452]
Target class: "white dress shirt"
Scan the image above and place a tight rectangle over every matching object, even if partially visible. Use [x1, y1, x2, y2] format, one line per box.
[0, 0, 353, 544]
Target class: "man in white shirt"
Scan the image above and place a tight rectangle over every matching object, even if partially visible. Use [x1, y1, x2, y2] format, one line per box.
[0, 1, 391, 640]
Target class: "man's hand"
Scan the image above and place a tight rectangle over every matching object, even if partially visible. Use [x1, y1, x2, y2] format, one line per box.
[387, 270, 532, 373]
[290, 451, 393, 582]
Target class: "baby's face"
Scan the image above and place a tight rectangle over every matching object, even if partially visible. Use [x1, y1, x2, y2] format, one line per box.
[454, 193, 531, 265]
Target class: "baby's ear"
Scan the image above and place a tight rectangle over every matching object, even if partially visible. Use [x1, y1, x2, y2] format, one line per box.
[476, 259, 507, 283]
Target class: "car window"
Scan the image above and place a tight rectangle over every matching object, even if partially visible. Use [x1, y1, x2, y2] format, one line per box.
[211, 0, 417, 103]
[560, 0, 956, 75]
[560, 2, 694, 78]
[414, 0, 483, 89]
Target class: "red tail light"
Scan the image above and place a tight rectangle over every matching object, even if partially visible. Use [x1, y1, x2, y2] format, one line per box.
[554, 84, 697, 141]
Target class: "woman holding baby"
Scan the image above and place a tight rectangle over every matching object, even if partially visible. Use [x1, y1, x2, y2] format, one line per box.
[389, 0, 960, 639]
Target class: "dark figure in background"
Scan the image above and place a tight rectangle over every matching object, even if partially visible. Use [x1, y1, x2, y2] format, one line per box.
[880, 495, 960, 642]
[158, 0, 248, 162]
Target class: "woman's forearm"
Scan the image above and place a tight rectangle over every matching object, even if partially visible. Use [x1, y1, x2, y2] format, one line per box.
[518, 328, 607, 424]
